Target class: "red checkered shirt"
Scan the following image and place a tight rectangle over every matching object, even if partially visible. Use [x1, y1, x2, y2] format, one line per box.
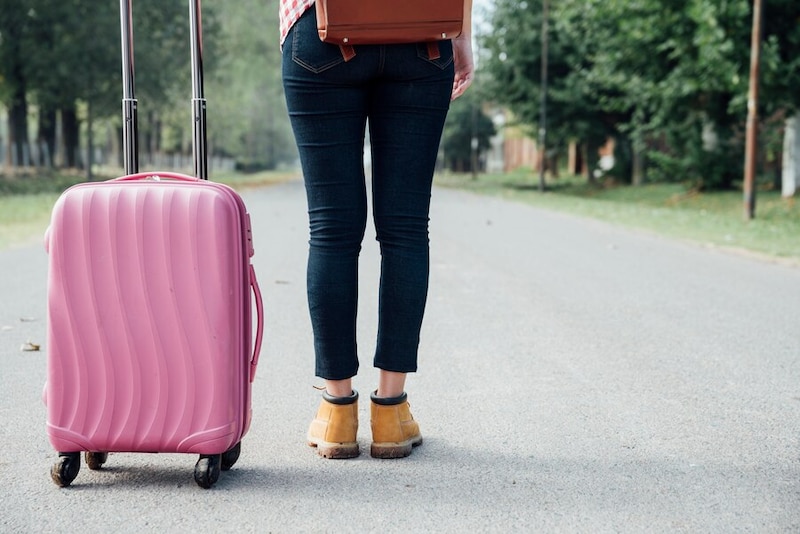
[280, 0, 315, 46]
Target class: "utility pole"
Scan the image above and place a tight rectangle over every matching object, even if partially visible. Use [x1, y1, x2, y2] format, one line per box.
[538, 0, 549, 193]
[471, 99, 478, 180]
[743, 0, 763, 220]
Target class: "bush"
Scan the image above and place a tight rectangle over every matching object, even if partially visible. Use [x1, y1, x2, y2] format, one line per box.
[0, 173, 87, 196]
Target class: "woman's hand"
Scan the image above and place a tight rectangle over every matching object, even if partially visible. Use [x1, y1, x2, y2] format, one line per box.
[451, 35, 474, 101]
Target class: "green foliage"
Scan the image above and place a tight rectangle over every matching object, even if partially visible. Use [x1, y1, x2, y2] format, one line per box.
[479, 0, 541, 127]
[479, 0, 800, 190]
[0, 171, 84, 195]
[0, 0, 298, 171]
[442, 90, 496, 172]
[25, 0, 118, 114]
[480, 0, 612, 151]
[0, 0, 195, 119]
[204, 0, 295, 170]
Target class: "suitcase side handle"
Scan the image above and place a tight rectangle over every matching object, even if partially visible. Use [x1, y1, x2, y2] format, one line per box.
[249, 264, 264, 382]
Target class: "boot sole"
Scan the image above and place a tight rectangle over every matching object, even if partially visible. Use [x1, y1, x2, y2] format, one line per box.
[370, 436, 423, 459]
[308, 440, 360, 459]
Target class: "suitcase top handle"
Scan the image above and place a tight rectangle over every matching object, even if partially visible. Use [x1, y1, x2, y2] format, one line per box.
[112, 171, 201, 183]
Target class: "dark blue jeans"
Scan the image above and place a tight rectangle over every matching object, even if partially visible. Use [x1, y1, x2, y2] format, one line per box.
[282, 10, 455, 380]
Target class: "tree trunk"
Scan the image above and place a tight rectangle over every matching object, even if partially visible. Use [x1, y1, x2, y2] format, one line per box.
[7, 84, 29, 170]
[38, 107, 58, 168]
[782, 114, 799, 197]
[3, 8, 28, 171]
[549, 153, 559, 178]
[632, 149, 644, 186]
[585, 138, 602, 185]
[113, 125, 123, 169]
[61, 105, 81, 169]
[632, 132, 646, 186]
[86, 100, 94, 181]
[568, 140, 583, 175]
[143, 111, 153, 167]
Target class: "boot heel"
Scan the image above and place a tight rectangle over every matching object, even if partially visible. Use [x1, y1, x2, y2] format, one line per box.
[311, 441, 360, 459]
[370, 391, 422, 459]
[370, 436, 422, 459]
[307, 390, 360, 459]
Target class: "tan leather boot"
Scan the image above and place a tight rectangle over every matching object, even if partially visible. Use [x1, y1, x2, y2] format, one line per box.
[370, 391, 423, 459]
[307, 390, 359, 459]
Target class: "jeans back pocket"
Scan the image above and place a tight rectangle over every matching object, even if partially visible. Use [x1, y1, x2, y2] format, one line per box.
[416, 41, 454, 70]
[290, 10, 346, 74]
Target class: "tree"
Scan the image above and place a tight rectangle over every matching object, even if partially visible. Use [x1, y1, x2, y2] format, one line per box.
[442, 89, 496, 173]
[480, 0, 800, 190]
[481, 0, 622, 183]
[0, 1, 313, 174]
[30, 0, 121, 170]
[0, 1, 34, 167]
[204, 0, 295, 171]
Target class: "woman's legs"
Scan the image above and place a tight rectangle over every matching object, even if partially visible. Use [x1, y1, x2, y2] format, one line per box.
[368, 42, 455, 377]
[283, 10, 454, 459]
[282, 12, 372, 381]
[365, 44, 452, 458]
[377, 370, 407, 398]
[325, 378, 354, 398]
[284, 37, 454, 383]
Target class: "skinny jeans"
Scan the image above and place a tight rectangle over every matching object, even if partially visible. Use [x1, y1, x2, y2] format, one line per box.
[281, 10, 455, 380]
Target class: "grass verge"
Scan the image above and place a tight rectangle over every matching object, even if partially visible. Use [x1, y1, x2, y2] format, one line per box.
[435, 171, 800, 265]
[0, 169, 297, 250]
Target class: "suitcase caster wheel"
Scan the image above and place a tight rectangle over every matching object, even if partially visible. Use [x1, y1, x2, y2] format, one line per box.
[85, 452, 108, 470]
[221, 442, 241, 471]
[194, 454, 221, 489]
[51, 452, 81, 487]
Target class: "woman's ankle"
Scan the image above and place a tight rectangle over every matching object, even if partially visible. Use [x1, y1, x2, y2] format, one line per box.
[324, 378, 353, 398]
[377, 370, 407, 398]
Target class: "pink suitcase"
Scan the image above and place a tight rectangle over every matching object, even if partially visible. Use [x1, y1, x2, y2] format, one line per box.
[43, 0, 263, 489]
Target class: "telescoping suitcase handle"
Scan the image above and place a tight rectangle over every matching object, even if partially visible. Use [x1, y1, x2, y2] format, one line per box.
[119, 0, 208, 180]
[119, 0, 137, 175]
[117, 5, 264, 380]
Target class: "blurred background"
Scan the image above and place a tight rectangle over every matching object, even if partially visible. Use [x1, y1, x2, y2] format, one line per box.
[0, 0, 797, 253]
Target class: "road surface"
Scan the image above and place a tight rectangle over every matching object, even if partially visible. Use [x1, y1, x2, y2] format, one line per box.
[1, 178, 798, 532]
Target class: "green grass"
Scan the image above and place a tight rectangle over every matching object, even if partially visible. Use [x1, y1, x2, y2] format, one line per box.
[0, 169, 297, 250]
[435, 171, 800, 264]
[0, 193, 63, 249]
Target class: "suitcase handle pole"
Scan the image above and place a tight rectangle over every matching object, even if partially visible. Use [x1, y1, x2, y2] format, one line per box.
[120, 0, 206, 179]
[189, 0, 209, 180]
[120, 0, 139, 175]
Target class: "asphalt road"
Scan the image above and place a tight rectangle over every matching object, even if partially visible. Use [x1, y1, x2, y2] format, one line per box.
[1, 178, 798, 533]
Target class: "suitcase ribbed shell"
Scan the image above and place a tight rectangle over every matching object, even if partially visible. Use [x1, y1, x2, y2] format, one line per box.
[45, 178, 254, 455]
